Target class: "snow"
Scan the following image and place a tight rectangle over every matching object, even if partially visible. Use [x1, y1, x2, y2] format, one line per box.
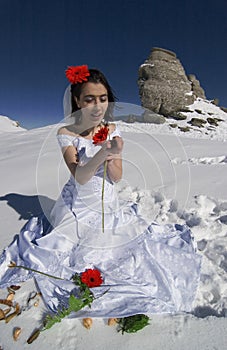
[0, 103, 227, 349]
[139, 63, 154, 68]
[0, 115, 27, 133]
[115, 98, 227, 142]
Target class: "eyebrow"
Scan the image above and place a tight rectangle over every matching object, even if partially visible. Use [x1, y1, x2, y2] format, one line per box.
[84, 94, 108, 97]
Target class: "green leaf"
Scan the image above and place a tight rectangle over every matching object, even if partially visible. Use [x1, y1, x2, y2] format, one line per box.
[117, 314, 150, 334]
[68, 294, 86, 311]
[43, 292, 94, 331]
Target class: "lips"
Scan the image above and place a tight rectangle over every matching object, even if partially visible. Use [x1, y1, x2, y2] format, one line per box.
[91, 113, 103, 119]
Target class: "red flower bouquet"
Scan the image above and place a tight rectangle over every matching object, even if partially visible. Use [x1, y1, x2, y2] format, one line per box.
[93, 126, 109, 232]
[65, 65, 90, 84]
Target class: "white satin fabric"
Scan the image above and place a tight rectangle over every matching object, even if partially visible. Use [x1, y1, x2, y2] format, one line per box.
[0, 127, 201, 317]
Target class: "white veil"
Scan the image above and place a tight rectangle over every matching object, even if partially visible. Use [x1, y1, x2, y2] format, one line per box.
[63, 85, 75, 125]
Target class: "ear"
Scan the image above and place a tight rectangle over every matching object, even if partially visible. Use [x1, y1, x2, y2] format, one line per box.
[74, 96, 80, 108]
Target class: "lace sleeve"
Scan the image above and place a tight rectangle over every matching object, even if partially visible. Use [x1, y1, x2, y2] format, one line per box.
[56, 134, 77, 148]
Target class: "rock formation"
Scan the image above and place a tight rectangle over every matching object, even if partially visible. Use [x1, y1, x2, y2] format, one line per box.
[188, 74, 206, 99]
[138, 47, 206, 116]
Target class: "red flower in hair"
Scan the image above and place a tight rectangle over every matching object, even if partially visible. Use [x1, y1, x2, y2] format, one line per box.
[65, 65, 90, 84]
[81, 269, 103, 288]
[93, 126, 109, 145]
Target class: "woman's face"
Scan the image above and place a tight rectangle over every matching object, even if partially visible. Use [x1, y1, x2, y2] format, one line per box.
[75, 82, 109, 127]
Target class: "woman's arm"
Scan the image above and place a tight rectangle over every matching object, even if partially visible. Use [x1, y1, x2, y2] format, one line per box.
[62, 145, 108, 185]
[59, 125, 123, 185]
[61, 138, 123, 185]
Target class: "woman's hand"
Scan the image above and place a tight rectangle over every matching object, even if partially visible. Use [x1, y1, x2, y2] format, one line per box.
[61, 134, 123, 185]
[102, 137, 123, 182]
[102, 136, 124, 158]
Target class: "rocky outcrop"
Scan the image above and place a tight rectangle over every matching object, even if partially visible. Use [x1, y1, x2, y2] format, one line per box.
[188, 74, 206, 99]
[138, 47, 206, 116]
[142, 111, 166, 124]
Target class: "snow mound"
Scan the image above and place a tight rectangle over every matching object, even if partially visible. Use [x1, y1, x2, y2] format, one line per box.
[0, 115, 27, 133]
[185, 98, 227, 118]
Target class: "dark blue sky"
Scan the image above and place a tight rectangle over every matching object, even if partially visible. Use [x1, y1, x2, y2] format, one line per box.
[0, 0, 226, 129]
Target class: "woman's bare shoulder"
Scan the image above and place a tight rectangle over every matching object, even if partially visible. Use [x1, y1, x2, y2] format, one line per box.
[57, 126, 68, 135]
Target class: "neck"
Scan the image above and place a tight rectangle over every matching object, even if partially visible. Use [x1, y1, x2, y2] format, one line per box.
[74, 121, 105, 137]
[79, 127, 95, 137]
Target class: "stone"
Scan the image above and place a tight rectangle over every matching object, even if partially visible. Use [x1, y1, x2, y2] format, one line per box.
[169, 123, 178, 128]
[211, 98, 219, 106]
[138, 47, 206, 116]
[195, 109, 204, 115]
[207, 117, 219, 126]
[188, 118, 207, 127]
[169, 112, 187, 120]
[220, 106, 227, 113]
[142, 111, 166, 124]
[178, 126, 191, 132]
[126, 114, 138, 123]
[188, 74, 206, 99]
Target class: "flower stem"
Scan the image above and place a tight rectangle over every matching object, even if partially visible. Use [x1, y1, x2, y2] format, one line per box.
[102, 160, 107, 233]
[9, 263, 65, 281]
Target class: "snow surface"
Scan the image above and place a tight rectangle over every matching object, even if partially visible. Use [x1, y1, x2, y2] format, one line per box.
[0, 102, 227, 349]
[0, 115, 27, 133]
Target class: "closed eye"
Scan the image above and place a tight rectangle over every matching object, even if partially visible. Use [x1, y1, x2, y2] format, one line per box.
[84, 96, 94, 103]
[100, 95, 108, 102]
[83, 95, 108, 103]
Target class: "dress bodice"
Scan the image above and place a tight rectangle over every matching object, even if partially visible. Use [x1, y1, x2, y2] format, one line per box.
[53, 125, 123, 232]
[57, 125, 121, 180]
[57, 126, 120, 158]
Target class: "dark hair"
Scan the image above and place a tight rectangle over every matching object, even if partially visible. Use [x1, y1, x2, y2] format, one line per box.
[70, 68, 117, 122]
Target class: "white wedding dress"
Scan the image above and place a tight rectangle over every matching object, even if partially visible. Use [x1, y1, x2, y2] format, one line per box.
[0, 126, 201, 318]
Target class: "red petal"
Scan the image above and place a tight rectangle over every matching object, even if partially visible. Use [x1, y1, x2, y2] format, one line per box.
[93, 127, 109, 145]
[81, 269, 103, 288]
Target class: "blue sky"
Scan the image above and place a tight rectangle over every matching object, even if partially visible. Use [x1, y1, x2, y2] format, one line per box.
[0, 0, 226, 129]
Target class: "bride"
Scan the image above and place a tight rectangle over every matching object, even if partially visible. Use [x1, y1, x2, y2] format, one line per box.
[0, 65, 201, 319]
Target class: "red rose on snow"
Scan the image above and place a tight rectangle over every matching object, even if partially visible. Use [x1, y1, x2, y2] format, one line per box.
[81, 269, 103, 288]
[65, 65, 90, 84]
[92, 126, 109, 145]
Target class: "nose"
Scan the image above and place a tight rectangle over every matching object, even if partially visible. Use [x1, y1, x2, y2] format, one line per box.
[93, 98, 103, 111]
[94, 97, 101, 105]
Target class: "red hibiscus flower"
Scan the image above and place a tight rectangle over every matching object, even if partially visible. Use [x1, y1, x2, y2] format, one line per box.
[65, 65, 90, 84]
[93, 126, 109, 145]
[81, 269, 103, 288]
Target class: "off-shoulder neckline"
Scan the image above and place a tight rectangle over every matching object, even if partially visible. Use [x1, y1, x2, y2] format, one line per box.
[57, 124, 118, 141]
[57, 134, 95, 142]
